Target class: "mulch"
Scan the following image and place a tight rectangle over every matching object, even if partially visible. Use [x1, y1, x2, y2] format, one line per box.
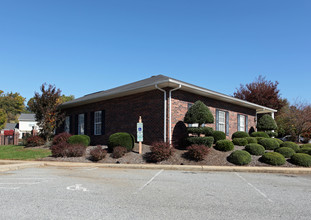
[37, 143, 299, 167]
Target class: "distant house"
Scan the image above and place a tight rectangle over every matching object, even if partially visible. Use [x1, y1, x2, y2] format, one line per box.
[58, 75, 276, 145]
[18, 113, 39, 138]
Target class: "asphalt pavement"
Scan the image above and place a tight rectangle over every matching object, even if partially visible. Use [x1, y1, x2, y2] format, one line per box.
[0, 167, 310, 220]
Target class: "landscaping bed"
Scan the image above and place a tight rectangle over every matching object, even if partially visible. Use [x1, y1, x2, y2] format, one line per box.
[38, 143, 299, 167]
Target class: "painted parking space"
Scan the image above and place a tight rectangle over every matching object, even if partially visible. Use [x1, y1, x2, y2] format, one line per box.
[0, 167, 310, 219]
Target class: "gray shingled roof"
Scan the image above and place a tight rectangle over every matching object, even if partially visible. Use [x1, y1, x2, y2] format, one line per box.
[19, 113, 36, 121]
[4, 123, 18, 130]
[60, 74, 277, 113]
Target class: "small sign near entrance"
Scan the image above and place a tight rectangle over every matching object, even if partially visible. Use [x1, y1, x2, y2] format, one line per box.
[137, 122, 143, 142]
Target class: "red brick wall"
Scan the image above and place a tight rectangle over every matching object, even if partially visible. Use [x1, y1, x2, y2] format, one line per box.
[170, 90, 257, 144]
[61, 90, 165, 145]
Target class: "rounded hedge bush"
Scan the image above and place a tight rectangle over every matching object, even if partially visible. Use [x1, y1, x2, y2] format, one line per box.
[297, 147, 311, 155]
[266, 131, 278, 138]
[227, 150, 251, 165]
[261, 152, 286, 166]
[245, 143, 265, 156]
[245, 137, 258, 144]
[280, 141, 299, 152]
[258, 138, 280, 150]
[212, 131, 226, 143]
[302, 144, 311, 148]
[214, 140, 234, 152]
[257, 114, 277, 131]
[107, 132, 135, 152]
[290, 153, 311, 167]
[251, 132, 269, 138]
[275, 147, 295, 158]
[68, 135, 90, 147]
[184, 100, 214, 125]
[232, 138, 248, 146]
[186, 136, 214, 147]
[274, 138, 284, 145]
[232, 131, 249, 139]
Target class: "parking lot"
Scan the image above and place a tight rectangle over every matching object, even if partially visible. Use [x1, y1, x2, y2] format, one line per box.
[0, 167, 310, 220]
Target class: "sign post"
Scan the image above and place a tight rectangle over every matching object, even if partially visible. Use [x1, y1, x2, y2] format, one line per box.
[137, 116, 143, 154]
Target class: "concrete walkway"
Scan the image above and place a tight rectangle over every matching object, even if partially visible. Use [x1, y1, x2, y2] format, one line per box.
[1, 159, 311, 174]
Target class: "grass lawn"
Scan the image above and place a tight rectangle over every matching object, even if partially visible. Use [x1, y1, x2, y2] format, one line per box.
[0, 145, 51, 160]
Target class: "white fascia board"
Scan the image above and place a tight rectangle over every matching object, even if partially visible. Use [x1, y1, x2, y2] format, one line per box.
[167, 79, 277, 113]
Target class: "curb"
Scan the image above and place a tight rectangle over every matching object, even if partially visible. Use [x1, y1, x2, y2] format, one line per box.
[0, 160, 311, 174]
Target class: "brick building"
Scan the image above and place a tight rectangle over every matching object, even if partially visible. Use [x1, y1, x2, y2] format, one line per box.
[59, 75, 276, 146]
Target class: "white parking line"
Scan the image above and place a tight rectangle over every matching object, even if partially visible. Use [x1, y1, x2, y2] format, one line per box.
[235, 172, 273, 203]
[134, 169, 164, 194]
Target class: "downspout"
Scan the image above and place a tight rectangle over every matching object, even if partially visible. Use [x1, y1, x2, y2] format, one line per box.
[155, 85, 167, 142]
[169, 85, 181, 145]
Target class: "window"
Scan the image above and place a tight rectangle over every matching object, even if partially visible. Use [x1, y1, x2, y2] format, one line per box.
[78, 114, 84, 135]
[218, 111, 226, 133]
[94, 111, 102, 135]
[238, 114, 248, 132]
[65, 116, 70, 133]
[216, 110, 229, 135]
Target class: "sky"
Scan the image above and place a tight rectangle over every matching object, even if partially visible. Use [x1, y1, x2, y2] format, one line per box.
[0, 0, 310, 105]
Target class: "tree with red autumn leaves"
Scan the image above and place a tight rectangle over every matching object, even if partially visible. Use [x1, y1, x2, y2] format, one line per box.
[31, 84, 65, 141]
[233, 75, 288, 112]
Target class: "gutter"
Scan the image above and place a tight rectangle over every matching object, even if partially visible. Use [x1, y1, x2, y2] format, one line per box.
[155, 85, 167, 142]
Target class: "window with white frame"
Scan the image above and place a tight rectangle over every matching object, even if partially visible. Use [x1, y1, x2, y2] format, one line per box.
[65, 116, 70, 133]
[78, 114, 84, 135]
[239, 115, 245, 132]
[218, 111, 226, 133]
[94, 111, 102, 135]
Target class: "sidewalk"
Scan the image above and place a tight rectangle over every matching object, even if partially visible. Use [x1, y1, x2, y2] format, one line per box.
[1, 159, 311, 174]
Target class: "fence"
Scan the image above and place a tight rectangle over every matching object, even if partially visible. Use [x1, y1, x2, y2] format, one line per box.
[0, 130, 19, 145]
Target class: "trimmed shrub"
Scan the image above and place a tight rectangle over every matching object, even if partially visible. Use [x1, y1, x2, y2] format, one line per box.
[214, 140, 234, 152]
[212, 131, 226, 143]
[186, 145, 210, 161]
[266, 131, 278, 138]
[112, 146, 127, 159]
[257, 114, 277, 131]
[261, 152, 286, 166]
[245, 143, 265, 156]
[280, 141, 299, 152]
[245, 137, 258, 144]
[274, 138, 284, 145]
[232, 131, 249, 139]
[51, 143, 85, 157]
[251, 132, 269, 138]
[149, 142, 174, 162]
[302, 144, 311, 148]
[107, 132, 134, 152]
[291, 153, 311, 167]
[275, 147, 295, 158]
[258, 138, 280, 150]
[184, 101, 214, 125]
[255, 137, 265, 142]
[232, 138, 248, 146]
[68, 135, 90, 147]
[89, 146, 107, 161]
[227, 150, 251, 165]
[52, 132, 72, 145]
[187, 127, 213, 136]
[26, 136, 45, 147]
[186, 136, 214, 147]
[297, 147, 311, 155]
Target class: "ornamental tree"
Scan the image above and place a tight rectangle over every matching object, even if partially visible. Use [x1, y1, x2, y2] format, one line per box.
[0, 109, 7, 130]
[184, 100, 214, 126]
[257, 114, 277, 131]
[0, 90, 25, 122]
[31, 84, 65, 141]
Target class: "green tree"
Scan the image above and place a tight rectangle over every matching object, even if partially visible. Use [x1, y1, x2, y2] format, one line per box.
[257, 114, 277, 131]
[0, 91, 25, 122]
[31, 84, 65, 141]
[60, 94, 75, 103]
[0, 109, 7, 130]
[184, 100, 214, 126]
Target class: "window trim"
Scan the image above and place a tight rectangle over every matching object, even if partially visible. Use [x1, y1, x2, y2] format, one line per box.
[78, 113, 84, 135]
[94, 111, 102, 135]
